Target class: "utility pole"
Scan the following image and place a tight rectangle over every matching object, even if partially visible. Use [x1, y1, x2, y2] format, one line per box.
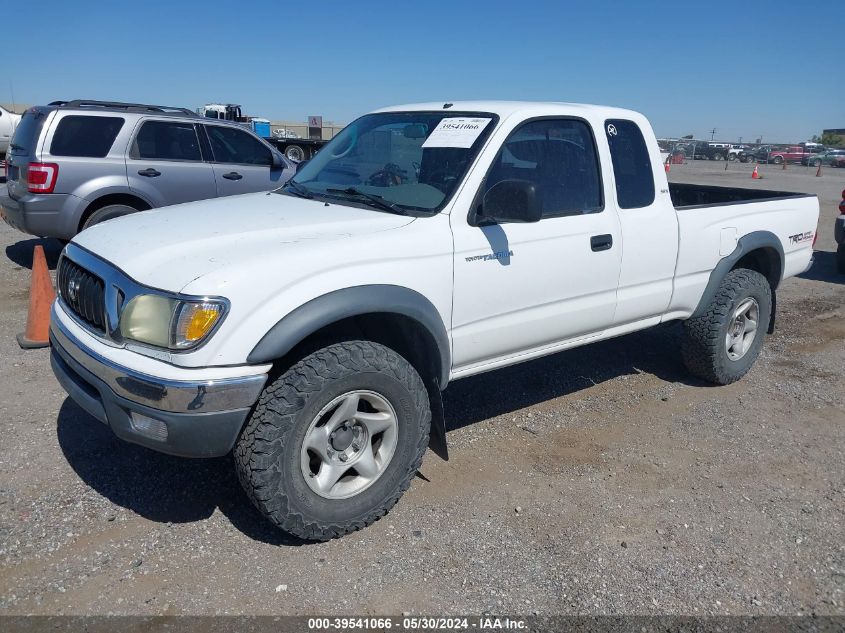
[738, 136, 742, 144]
[709, 128, 717, 141]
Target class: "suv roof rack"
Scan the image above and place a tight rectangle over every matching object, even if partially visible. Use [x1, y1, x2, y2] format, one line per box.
[47, 100, 198, 117]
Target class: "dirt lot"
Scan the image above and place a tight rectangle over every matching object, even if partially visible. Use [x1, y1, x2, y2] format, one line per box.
[0, 160, 842, 616]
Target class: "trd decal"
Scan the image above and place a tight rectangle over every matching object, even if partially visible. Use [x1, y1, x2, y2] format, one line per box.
[465, 250, 514, 263]
[788, 231, 814, 245]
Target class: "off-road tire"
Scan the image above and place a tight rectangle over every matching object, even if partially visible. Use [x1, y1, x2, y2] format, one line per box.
[234, 340, 431, 541]
[837, 244, 845, 275]
[681, 268, 772, 385]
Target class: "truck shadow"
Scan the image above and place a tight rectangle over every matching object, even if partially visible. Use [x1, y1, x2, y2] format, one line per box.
[443, 321, 706, 431]
[55, 399, 307, 547]
[5, 237, 64, 270]
[799, 250, 843, 286]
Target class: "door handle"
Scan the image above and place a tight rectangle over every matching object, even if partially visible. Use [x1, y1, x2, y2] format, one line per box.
[138, 168, 161, 177]
[590, 234, 613, 252]
[222, 171, 243, 180]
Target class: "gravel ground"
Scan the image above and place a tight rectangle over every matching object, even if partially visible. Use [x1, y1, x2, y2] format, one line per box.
[0, 160, 842, 616]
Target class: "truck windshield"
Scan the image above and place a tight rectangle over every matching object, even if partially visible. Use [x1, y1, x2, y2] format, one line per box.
[285, 111, 497, 213]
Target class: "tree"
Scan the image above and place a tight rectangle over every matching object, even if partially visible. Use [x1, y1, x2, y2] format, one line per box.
[811, 132, 844, 147]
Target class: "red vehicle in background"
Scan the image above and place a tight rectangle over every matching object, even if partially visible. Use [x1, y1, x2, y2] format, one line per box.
[767, 146, 813, 165]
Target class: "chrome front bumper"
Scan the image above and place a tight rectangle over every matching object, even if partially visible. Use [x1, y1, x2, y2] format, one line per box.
[50, 318, 267, 457]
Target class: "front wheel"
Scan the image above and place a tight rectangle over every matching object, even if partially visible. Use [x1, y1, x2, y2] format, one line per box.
[681, 269, 772, 385]
[235, 340, 431, 541]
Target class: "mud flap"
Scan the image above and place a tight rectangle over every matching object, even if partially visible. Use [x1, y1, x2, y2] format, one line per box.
[426, 378, 449, 461]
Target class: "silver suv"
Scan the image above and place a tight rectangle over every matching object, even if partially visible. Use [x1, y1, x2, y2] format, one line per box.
[1, 100, 295, 240]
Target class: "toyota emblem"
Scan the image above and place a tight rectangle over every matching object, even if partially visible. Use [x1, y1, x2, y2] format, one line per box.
[67, 279, 80, 302]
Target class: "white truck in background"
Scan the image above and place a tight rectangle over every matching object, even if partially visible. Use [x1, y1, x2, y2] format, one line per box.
[0, 105, 22, 155]
[49, 101, 819, 542]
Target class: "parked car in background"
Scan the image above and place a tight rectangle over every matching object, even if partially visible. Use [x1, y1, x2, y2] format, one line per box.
[0, 105, 22, 155]
[0, 100, 295, 240]
[728, 145, 749, 161]
[694, 142, 730, 161]
[800, 149, 845, 167]
[767, 146, 813, 165]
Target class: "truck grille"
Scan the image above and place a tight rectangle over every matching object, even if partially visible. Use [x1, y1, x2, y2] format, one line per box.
[58, 257, 107, 334]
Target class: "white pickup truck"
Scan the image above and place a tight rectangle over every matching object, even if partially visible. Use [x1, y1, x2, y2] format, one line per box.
[50, 101, 818, 540]
[0, 105, 22, 155]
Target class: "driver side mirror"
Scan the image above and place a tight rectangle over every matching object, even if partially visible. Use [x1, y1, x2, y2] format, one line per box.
[478, 179, 542, 224]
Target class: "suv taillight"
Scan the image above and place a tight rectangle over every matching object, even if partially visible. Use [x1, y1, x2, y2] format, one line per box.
[27, 163, 59, 193]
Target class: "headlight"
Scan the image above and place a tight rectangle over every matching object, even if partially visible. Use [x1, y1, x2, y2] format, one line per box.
[119, 295, 226, 350]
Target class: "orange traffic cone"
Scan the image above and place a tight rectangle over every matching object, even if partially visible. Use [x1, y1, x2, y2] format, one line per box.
[664, 157, 671, 173]
[17, 245, 56, 349]
[751, 165, 761, 179]
[815, 162, 822, 177]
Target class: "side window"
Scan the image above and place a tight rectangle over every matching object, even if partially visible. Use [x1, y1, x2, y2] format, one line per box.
[134, 121, 202, 161]
[482, 118, 603, 218]
[205, 126, 272, 166]
[50, 116, 124, 158]
[605, 119, 655, 209]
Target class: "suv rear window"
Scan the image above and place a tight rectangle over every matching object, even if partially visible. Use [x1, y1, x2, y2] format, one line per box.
[9, 108, 49, 155]
[605, 119, 655, 209]
[50, 115, 124, 158]
[134, 121, 202, 161]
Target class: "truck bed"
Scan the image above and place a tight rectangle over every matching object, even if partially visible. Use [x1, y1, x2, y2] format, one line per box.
[670, 183, 813, 209]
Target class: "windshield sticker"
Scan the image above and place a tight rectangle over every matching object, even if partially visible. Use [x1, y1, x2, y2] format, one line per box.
[422, 117, 492, 148]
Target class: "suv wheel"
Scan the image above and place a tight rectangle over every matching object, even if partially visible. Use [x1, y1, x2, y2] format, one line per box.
[235, 340, 431, 541]
[81, 204, 142, 230]
[681, 269, 772, 385]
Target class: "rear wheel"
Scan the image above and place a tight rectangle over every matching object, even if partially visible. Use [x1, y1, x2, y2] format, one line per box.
[772, 155, 784, 165]
[81, 204, 141, 230]
[681, 269, 772, 385]
[235, 340, 431, 541]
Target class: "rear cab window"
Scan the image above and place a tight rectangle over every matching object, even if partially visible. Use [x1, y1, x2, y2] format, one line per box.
[132, 120, 202, 161]
[605, 119, 655, 209]
[50, 115, 125, 158]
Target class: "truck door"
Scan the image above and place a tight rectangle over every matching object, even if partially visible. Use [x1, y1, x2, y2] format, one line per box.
[202, 124, 286, 196]
[450, 117, 623, 372]
[603, 118, 679, 325]
[127, 119, 218, 206]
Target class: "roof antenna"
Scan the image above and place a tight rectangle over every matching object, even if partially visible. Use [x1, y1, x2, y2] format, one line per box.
[443, 103, 453, 109]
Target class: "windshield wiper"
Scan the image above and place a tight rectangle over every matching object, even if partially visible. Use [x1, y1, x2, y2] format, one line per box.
[325, 187, 406, 215]
[282, 179, 313, 199]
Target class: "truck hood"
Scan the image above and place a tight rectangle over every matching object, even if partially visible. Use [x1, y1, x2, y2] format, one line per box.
[72, 192, 415, 291]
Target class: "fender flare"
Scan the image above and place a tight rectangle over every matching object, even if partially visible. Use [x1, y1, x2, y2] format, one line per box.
[247, 285, 451, 387]
[691, 230, 784, 323]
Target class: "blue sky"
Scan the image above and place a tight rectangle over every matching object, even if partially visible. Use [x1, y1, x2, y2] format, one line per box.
[5, 0, 843, 142]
